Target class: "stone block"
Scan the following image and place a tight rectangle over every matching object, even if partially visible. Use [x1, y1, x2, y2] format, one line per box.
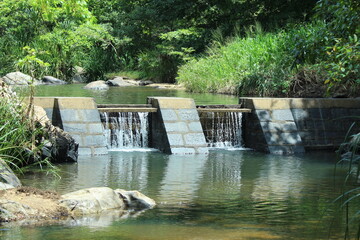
[291, 108, 309, 120]
[60, 109, 102, 123]
[165, 122, 189, 132]
[178, 109, 200, 121]
[260, 122, 298, 132]
[188, 122, 204, 132]
[57, 97, 97, 110]
[62, 123, 87, 133]
[160, 109, 178, 121]
[255, 110, 271, 121]
[264, 132, 302, 145]
[272, 109, 294, 121]
[167, 134, 184, 146]
[86, 123, 104, 133]
[184, 133, 207, 146]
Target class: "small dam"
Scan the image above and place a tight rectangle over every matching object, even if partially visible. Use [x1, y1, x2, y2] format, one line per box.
[33, 97, 360, 155]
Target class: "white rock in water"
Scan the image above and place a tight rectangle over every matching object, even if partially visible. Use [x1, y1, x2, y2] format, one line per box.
[59, 187, 125, 215]
[83, 80, 109, 90]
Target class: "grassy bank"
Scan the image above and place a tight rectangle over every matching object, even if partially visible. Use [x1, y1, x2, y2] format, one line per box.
[177, 0, 359, 97]
[177, 25, 294, 96]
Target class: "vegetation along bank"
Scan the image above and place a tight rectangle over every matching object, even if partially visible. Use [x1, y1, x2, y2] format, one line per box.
[0, 0, 358, 97]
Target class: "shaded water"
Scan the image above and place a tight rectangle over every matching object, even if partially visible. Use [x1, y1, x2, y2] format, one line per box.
[3, 150, 349, 240]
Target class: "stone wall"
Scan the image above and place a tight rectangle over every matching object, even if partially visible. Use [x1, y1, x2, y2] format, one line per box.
[34, 97, 107, 155]
[148, 97, 208, 154]
[240, 98, 360, 154]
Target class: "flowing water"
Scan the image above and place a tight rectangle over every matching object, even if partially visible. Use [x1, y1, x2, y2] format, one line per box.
[101, 112, 149, 149]
[3, 151, 349, 240]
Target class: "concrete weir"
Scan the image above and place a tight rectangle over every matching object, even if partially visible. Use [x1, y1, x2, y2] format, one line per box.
[241, 98, 360, 154]
[148, 97, 208, 154]
[34, 97, 107, 155]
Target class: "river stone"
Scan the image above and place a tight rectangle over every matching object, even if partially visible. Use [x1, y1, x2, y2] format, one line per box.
[0, 159, 21, 188]
[42, 76, 67, 85]
[34, 105, 78, 163]
[72, 66, 87, 83]
[59, 187, 125, 215]
[83, 80, 109, 90]
[2, 72, 40, 85]
[115, 189, 156, 209]
[106, 77, 135, 87]
[0, 199, 38, 222]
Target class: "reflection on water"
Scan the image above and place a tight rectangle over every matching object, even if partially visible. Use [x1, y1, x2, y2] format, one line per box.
[35, 84, 238, 105]
[4, 150, 348, 239]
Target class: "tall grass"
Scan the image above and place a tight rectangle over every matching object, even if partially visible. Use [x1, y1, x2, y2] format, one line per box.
[0, 85, 56, 174]
[177, 26, 294, 96]
[334, 123, 360, 239]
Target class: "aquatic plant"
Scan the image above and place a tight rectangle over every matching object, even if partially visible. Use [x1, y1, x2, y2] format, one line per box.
[335, 122, 360, 239]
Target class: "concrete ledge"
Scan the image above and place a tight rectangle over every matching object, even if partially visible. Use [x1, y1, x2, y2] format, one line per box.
[240, 97, 360, 109]
[197, 108, 251, 113]
[98, 108, 157, 112]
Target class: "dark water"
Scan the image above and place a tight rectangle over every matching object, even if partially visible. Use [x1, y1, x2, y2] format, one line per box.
[1, 150, 350, 240]
[35, 84, 238, 105]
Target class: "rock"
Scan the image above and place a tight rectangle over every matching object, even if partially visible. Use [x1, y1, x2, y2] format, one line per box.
[83, 80, 109, 90]
[0, 187, 155, 224]
[115, 189, 156, 209]
[139, 80, 154, 86]
[0, 183, 15, 190]
[2, 72, 41, 85]
[42, 128, 79, 163]
[0, 199, 37, 222]
[59, 187, 125, 215]
[0, 159, 21, 188]
[106, 77, 135, 87]
[42, 76, 67, 85]
[72, 66, 87, 83]
[33, 105, 78, 163]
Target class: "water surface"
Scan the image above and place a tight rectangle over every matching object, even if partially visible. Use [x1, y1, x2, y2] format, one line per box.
[35, 84, 238, 105]
[2, 150, 350, 240]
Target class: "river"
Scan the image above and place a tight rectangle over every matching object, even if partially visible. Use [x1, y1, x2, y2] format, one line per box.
[0, 85, 352, 239]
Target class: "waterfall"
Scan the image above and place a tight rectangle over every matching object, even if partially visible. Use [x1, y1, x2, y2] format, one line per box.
[100, 112, 149, 149]
[201, 112, 243, 148]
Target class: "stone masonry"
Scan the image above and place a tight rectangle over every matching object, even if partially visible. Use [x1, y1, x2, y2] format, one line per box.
[148, 97, 208, 154]
[34, 97, 107, 155]
[240, 97, 360, 154]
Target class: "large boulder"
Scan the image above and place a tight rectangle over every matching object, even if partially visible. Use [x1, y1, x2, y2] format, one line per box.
[42, 76, 67, 85]
[34, 105, 78, 163]
[115, 189, 156, 209]
[2, 72, 41, 85]
[106, 77, 135, 87]
[0, 187, 155, 223]
[83, 80, 109, 90]
[0, 159, 21, 189]
[59, 187, 125, 215]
